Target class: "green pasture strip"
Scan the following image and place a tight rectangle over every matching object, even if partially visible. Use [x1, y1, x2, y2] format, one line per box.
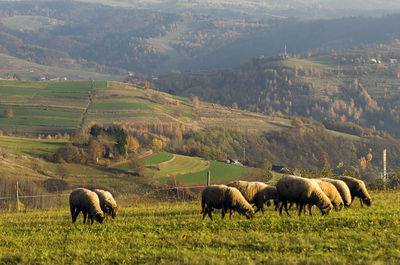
[158, 160, 246, 185]
[0, 86, 40, 95]
[172, 95, 190, 102]
[0, 106, 82, 119]
[89, 102, 152, 111]
[0, 117, 79, 127]
[45, 81, 93, 91]
[143, 151, 174, 165]
[0, 80, 45, 88]
[0, 136, 68, 156]
[93, 80, 107, 89]
[0, 191, 398, 264]
[152, 154, 209, 177]
[36, 91, 89, 99]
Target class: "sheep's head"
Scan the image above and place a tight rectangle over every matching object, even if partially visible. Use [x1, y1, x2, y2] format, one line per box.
[111, 206, 119, 219]
[363, 197, 372, 206]
[245, 208, 255, 219]
[320, 203, 333, 216]
[95, 212, 105, 223]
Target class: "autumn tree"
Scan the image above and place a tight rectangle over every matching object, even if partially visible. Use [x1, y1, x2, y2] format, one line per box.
[318, 152, 331, 169]
[151, 138, 163, 151]
[4, 108, 13, 118]
[232, 102, 239, 110]
[127, 135, 140, 153]
[190, 95, 200, 108]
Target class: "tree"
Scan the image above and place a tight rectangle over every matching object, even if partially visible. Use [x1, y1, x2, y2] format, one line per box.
[151, 138, 163, 151]
[232, 102, 239, 110]
[127, 135, 140, 153]
[318, 152, 331, 169]
[190, 95, 200, 108]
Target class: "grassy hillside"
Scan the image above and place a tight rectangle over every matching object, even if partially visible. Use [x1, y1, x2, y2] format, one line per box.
[0, 190, 399, 264]
[0, 53, 123, 81]
[155, 43, 400, 135]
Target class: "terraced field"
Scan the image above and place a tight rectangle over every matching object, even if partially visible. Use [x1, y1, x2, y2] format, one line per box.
[0, 136, 68, 156]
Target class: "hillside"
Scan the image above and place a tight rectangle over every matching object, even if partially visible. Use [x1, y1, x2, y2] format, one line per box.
[155, 44, 400, 136]
[1, 80, 400, 178]
[1, 2, 400, 76]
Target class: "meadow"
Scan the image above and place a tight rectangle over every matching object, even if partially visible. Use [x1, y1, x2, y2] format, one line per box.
[0, 190, 399, 264]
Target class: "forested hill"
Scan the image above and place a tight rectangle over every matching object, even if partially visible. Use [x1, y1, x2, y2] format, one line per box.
[154, 44, 400, 136]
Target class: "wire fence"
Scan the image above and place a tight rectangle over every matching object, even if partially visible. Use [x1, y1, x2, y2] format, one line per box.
[0, 182, 209, 211]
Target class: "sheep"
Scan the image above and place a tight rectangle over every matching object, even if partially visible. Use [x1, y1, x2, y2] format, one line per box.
[312, 179, 344, 212]
[69, 188, 105, 224]
[276, 175, 333, 216]
[94, 189, 119, 219]
[337, 176, 372, 207]
[320, 178, 352, 207]
[201, 185, 255, 220]
[226, 180, 278, 214]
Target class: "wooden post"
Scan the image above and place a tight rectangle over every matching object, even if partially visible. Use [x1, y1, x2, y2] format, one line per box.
[207, 171, 211, 186]
[16, 182, 20, 211]
[383, 149, 387, 190]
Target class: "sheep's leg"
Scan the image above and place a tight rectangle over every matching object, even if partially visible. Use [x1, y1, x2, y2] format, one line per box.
[284, 201, 290, 216]
[207, 208, 213, 220]
[70, 206, 78, 222]
[202, 206, 208, 219]
[221, 209, 226, 219]
[201, 199, 205, 214]
[298, 204, 304, 216]
[229, 209, 232, 219]
[359, 198, 364, 207]
[83, 212, 87, 224]
[72, 208, 81, 223]
[308, 204, 312, 216]
[279, 201, 284, 215]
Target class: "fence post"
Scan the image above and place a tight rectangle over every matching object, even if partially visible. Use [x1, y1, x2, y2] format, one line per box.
[16, 182, 20, 211]
[207, 171, 211, 186]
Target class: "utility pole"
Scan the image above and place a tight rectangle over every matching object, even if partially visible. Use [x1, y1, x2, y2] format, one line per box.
[383, 149, 387, 189]
[16, 182, 20, 211]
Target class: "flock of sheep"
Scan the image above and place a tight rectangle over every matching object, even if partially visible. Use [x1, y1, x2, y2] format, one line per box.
[69, 188, 119, 224]
[201, 175, 372, 220]
[68, 175, 372, 223]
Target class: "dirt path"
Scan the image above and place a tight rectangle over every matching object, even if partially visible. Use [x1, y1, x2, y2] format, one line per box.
[78, 81, 95, 131]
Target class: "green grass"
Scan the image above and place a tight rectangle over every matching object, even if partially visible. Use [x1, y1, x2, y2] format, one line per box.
[0, 191, 399, 264]
[142, 151, 174, 165]
[89, 102, 152, 111]
[149, 154, 209, 178]
[172, 95, 190, 102]
[158, 160, 247, 185]
[0, 136, 68, 156]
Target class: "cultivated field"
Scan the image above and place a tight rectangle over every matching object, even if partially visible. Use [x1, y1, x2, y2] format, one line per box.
[0, 190, 399, 264]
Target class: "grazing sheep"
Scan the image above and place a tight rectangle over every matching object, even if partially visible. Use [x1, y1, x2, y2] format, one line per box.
[226, 181, 278, 214]
[276, 175, 333, 216]
[337, 176, 372, 207]
[69, 188, 105, 224]
[201, 185, 255, 220]
[320, 178, 352, 207]
[312, 179, 344, 211]
[94, 189, 119, 219]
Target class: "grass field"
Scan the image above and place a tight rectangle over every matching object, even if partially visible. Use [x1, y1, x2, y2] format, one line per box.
[158, 160, 248, 185]
[142, 151, 174, 165]
[147, 154, 209, 178]
[0, 190, 399, 264]
[0, 136, 68, 156]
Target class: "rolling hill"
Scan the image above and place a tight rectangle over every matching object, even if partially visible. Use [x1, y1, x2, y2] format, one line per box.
[155, 44, 400, 136]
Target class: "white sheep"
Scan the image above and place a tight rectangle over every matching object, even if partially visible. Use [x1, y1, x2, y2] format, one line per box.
[276, 175, 333, 216]
[320, 178, 352, 207]
[201, 185, 255, 220]
[337, 176, 372, 207]
[69, 188, 105, 224]
[227, 180, 278, 214]
[312, 179, 344, 212]
[94, 189, 119, 219]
